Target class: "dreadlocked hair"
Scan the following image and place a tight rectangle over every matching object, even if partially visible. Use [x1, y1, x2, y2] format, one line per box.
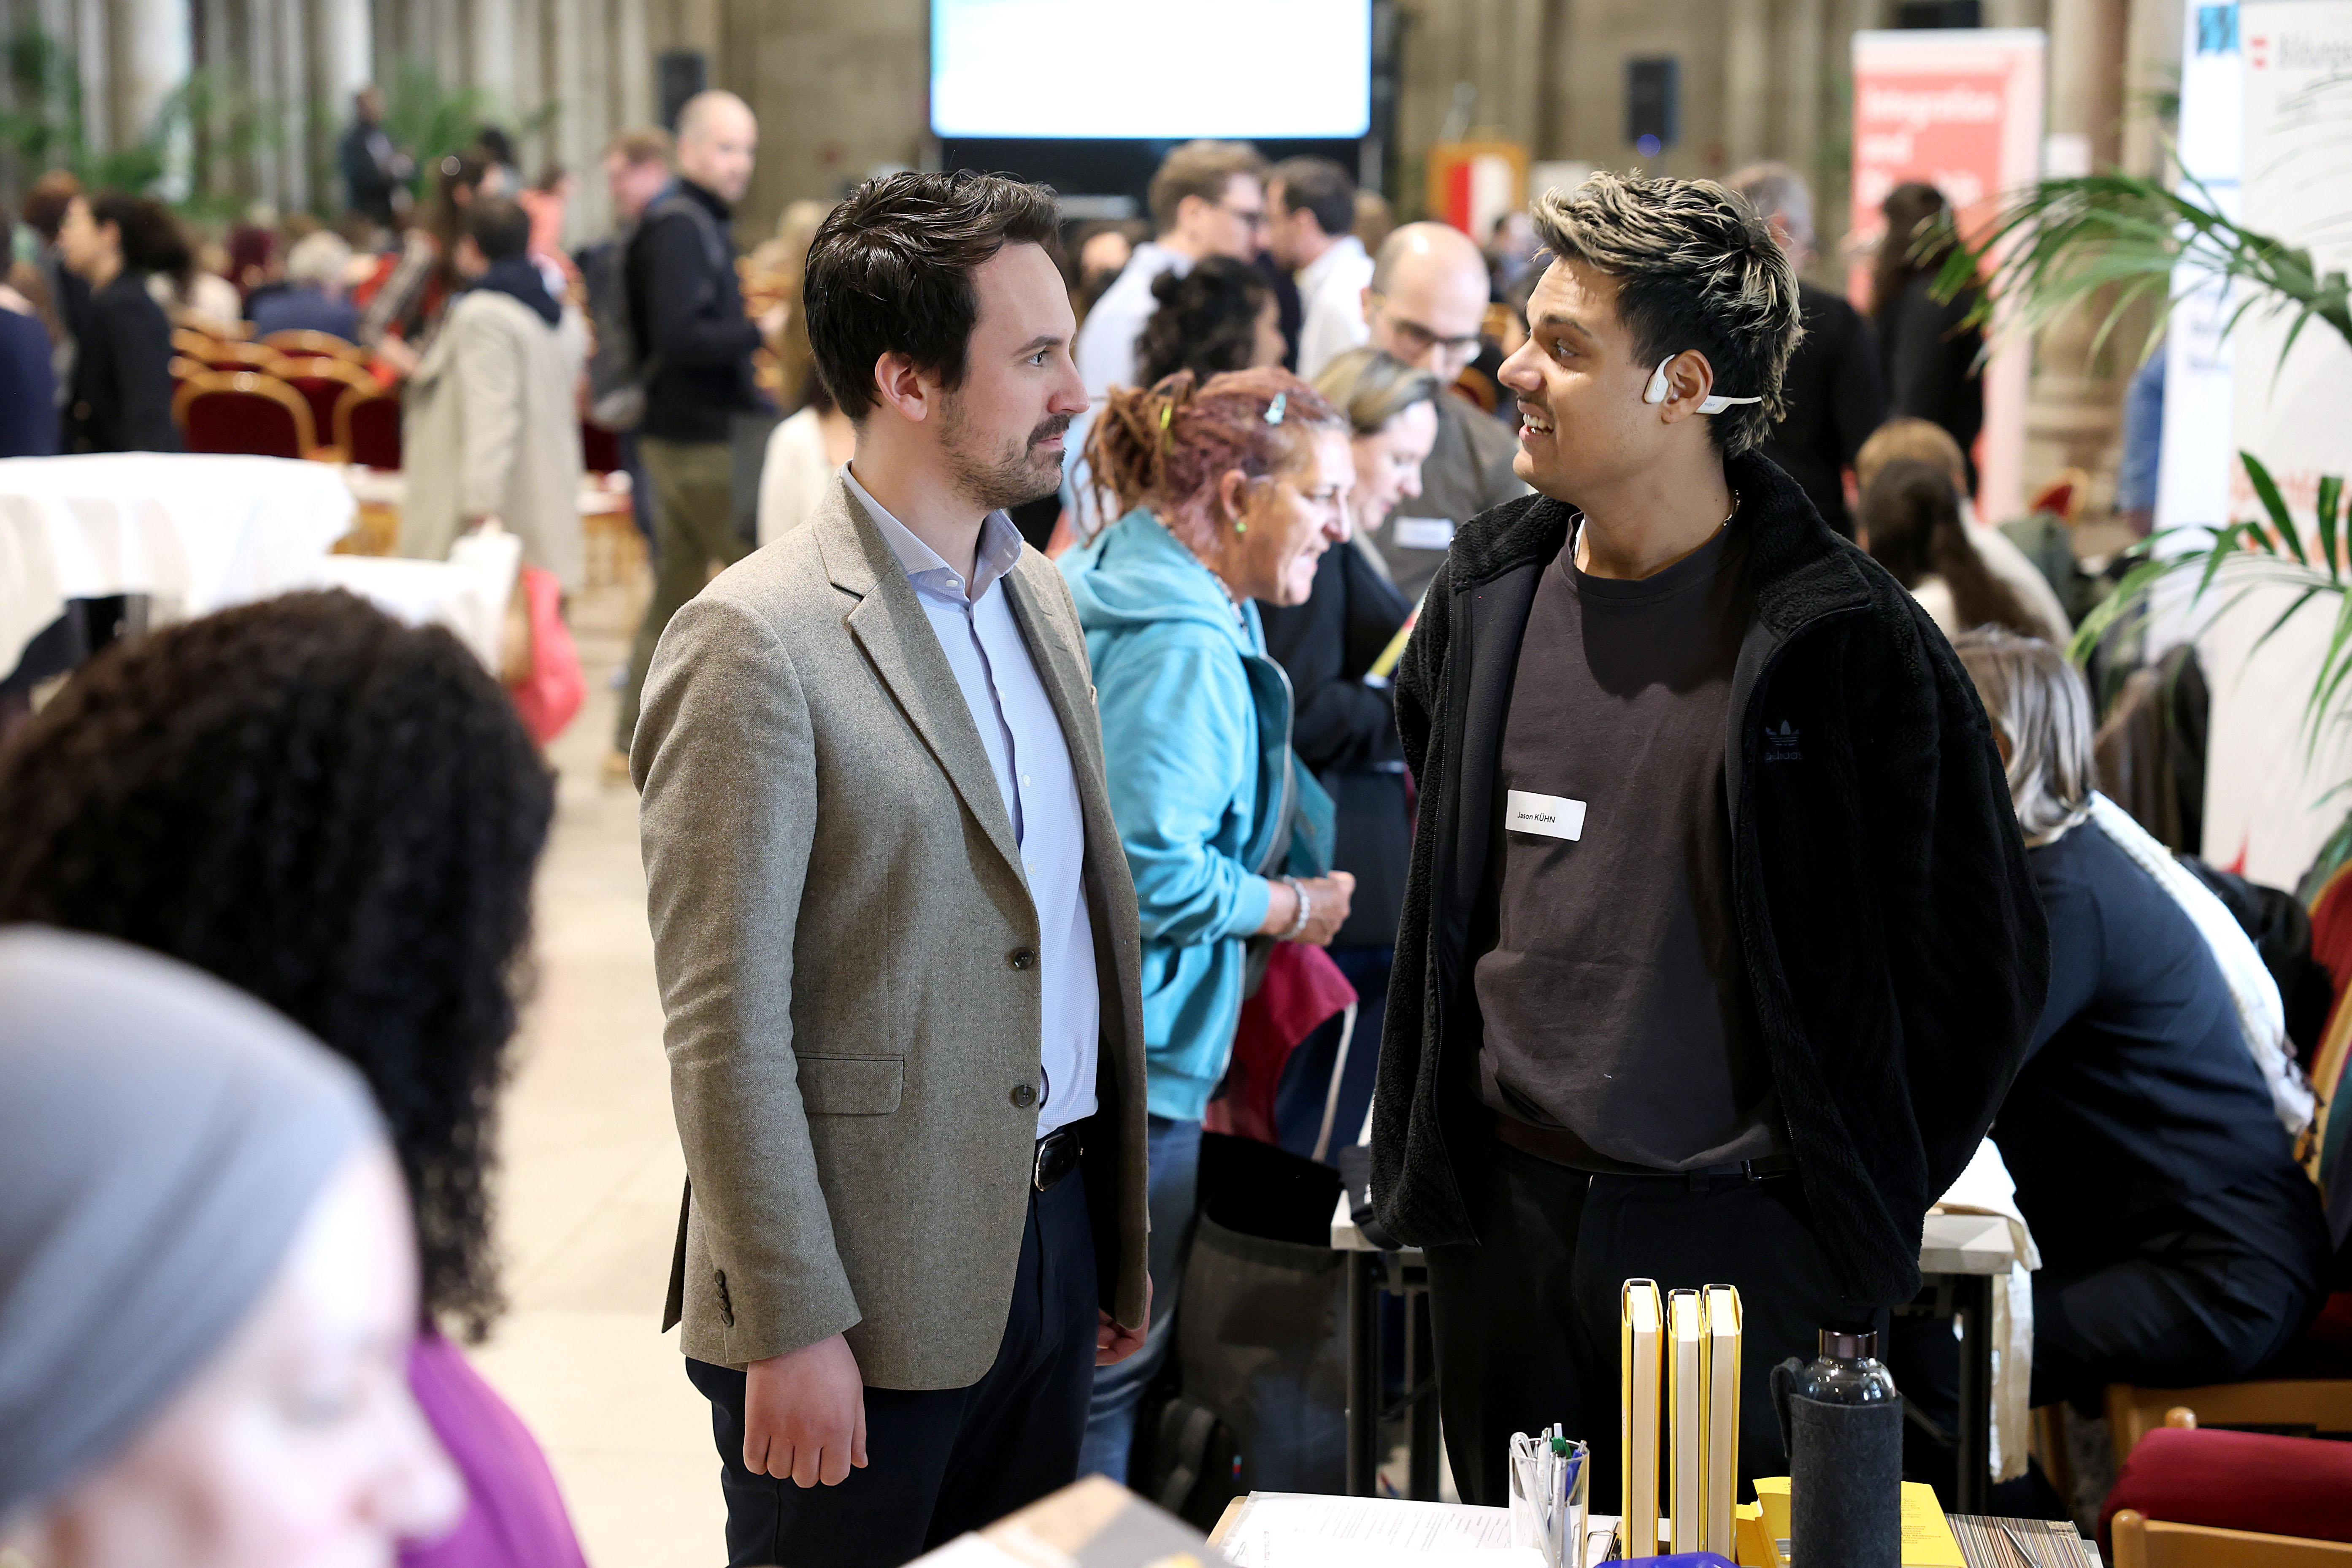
[1084, 366, 1344, 551]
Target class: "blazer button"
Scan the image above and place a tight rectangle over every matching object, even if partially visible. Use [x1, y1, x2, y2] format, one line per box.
[1009, 947, 1037, 971]
[1011, 1083, 1038, 1108]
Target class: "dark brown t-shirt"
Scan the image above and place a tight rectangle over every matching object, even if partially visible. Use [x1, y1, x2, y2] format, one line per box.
[1473, 520, 1790, 1171]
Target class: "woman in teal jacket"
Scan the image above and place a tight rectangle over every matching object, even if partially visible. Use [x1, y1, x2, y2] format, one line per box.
[1063, 367, 1359, 1480]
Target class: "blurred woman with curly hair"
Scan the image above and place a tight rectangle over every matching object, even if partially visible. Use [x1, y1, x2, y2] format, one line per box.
[1132, 254, 1287, 389]
[0, 589, 584, 1568]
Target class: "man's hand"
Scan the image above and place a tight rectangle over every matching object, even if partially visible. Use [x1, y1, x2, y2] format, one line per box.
[1096, 1276, 1152, 1365]
[742, 1332, 868, 1487]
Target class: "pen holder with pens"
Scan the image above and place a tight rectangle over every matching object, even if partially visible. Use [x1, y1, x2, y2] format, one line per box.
[1509, 1428, 1589, 1568]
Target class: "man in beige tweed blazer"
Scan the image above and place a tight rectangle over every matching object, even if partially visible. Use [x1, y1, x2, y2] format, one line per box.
[633, 172, 1149, 1567]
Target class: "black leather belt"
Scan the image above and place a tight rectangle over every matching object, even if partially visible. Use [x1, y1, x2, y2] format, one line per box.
[1033, 1127, 1082, 1192]
[1495, 1112, 1795, 1184]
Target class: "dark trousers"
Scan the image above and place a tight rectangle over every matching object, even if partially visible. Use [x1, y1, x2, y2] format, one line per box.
[687, 1169, 1099, 1568]
[1426, 1134, 1885, 1510]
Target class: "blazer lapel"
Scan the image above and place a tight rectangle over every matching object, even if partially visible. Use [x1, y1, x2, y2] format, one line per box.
[818, 477, 1025, 882]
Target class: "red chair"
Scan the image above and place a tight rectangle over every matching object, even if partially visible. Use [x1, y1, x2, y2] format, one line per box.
[2103, 1426, 2352, 1559]
[581, 419, 623, 475]
[335, 384, 403, 470]
[197, 339, 279, 373]
[173, 371, 316, 457]
[274, 357, 377, 458]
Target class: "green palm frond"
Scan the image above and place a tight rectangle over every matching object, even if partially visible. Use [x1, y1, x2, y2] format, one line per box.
[2074, 453, 2352, 752]
[1932, 170, 2352, 369]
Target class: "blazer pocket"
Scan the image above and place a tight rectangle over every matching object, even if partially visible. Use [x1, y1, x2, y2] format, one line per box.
[796, 1054, 906, 1116]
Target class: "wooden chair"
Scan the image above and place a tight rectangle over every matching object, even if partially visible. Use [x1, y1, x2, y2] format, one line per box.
[274, 357, 377, 458]
[2109, 1380, 2352, 1464]
[168, 354, 207, 385]
[334, 383, 403, 470]
[2111, 1510, 2352, 1566]
[170, 327, 221, 362]
[259, 329, 364, 363]
[194, 338, 278, 373]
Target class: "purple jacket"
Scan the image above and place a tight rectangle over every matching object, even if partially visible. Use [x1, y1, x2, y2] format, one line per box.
[402, 1333, 589, 1568]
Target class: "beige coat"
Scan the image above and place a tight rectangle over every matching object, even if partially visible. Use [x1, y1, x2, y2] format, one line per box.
[632, 475, 1151, 1388]
[398, 289, 585, 592]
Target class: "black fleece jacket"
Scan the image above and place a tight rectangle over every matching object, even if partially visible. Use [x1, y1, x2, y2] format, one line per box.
[1368, 449, 2050, 1305]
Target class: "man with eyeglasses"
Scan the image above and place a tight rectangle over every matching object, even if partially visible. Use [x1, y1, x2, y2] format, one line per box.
[1068, 141, 1268, 533]
[1357, 222, 1527, 600]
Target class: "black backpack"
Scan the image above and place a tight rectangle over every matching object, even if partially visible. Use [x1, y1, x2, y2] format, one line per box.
[584, 188, 731, 433]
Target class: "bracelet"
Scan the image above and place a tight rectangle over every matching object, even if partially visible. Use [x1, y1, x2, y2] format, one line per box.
[1279, 875, 1313, 941]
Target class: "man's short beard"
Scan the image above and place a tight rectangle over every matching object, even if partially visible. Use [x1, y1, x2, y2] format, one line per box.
[938, 391, 1071, 514]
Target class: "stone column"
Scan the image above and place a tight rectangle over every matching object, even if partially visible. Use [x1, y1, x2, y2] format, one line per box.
[613, 0, 652, 130]
[315, 0, 370, 99]
[1725, 0, 1771, 169]
[1776, 0, 1824, 181]
[467, 0, 513, 102]
[2024, 0, 2132, 500]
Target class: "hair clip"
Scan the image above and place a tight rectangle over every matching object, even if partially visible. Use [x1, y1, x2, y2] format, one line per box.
[1264, 392, 1287, 426]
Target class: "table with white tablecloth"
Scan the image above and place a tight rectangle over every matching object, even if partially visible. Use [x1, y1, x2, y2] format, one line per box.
[0, 453, 357, 671]
[1, 453, 519, 674]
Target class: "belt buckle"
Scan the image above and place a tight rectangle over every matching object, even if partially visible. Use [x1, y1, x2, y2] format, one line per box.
[1033, 1129, 1080, 1192]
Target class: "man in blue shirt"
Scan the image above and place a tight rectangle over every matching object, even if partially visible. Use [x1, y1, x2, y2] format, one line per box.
[634, 171, 1151, 1568]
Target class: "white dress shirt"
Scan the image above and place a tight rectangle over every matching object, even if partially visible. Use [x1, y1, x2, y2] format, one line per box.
[1295, 233, 1373, 381]
[843, 467, 1100, 1134]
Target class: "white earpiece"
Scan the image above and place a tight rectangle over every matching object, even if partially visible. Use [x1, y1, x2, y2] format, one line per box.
[1644, 354, 1763, 416]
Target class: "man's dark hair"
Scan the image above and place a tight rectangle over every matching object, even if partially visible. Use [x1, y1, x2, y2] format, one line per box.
[0, 591, 554, 1343]
[1530, 172, 1801, 457]
[1271, 156, 1356, 239]
[804, 170, 1061, 422]
[465, 195, 532, 262]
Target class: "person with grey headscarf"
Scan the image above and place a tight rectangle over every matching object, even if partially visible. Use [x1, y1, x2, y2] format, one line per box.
[0, 926, 463, 1566]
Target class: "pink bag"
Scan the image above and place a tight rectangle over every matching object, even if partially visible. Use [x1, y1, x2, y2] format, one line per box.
[505, 565, 583, 746]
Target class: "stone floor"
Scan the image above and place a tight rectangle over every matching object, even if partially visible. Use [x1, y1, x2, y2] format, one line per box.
[467, 570, 725, 1566]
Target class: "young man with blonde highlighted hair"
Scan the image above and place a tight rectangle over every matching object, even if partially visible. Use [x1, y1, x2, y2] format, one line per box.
[1369, 173, 2050, 1506]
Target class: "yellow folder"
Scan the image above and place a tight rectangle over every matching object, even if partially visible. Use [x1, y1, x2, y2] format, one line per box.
[1746, 1477, 1966, 1567]
[1703, 1284, 1743, 1556]
[1620, 1279, 1663, 1558]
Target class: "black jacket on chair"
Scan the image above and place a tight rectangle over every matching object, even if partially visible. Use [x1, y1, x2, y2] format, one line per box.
[67, 270, 180, 455]
[1368, 449, 2050, 1305]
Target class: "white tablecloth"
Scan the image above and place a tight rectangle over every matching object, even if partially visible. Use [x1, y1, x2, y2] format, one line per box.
[0, 453, 357, 670]
[310, 530, 521, 672]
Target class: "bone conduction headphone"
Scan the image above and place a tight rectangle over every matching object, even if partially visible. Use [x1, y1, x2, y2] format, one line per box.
[1643, 355, 1762, 416]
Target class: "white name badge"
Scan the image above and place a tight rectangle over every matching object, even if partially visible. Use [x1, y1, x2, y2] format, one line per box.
[1506, 789, 1586, 841]
[1390, 515, 1456, 552]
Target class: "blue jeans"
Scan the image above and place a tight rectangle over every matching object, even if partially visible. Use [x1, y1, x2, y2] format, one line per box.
[1079, 1113, 1203, 1482]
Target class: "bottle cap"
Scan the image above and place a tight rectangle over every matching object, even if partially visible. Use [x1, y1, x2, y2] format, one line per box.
[1819, 1327, 1878, 1360]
